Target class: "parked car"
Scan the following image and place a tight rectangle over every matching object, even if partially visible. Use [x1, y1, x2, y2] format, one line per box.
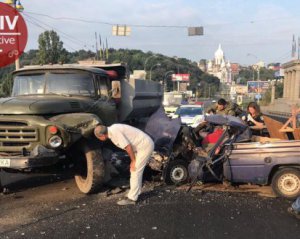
[146, 111, 300, 199]
[172, 105, 204, 126]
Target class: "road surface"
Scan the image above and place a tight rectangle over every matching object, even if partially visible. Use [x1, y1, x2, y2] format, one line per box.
[0, 173, 299, 239]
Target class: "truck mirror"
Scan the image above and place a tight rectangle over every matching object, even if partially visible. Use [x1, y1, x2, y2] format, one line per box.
[111, 81, 121, 99]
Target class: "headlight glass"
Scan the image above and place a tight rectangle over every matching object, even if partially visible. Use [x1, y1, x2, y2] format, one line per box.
[48, 135, 62, 148]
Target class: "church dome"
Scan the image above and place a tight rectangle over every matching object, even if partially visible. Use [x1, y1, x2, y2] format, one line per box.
[214, 44, 224, 65]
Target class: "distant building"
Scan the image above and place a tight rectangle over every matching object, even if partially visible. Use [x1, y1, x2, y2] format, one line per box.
[254, 61, 265, 68]
[199, 44, 233, 84]
[262, 59, 300, 118]
[231, 63, 240, 75]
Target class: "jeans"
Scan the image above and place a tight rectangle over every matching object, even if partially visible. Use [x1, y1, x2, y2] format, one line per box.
[292, 196, 300, 212]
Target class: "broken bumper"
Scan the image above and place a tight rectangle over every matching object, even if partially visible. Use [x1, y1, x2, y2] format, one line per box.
[0, 145, 61, 170]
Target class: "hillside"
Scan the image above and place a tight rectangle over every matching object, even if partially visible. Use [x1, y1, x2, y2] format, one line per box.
[0, 48, 220, 97]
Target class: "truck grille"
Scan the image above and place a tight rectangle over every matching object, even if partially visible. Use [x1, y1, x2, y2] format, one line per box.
[0, 122, 38, 148]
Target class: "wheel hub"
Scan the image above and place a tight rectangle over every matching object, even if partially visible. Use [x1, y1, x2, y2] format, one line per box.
[171, 167, 185, 182]
[278, 174, 300, 195]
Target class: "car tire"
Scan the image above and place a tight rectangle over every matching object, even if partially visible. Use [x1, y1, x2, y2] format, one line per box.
[74, 141, 105, 194]
[271, 168, 300, 199]
[164, 160, 189, 185]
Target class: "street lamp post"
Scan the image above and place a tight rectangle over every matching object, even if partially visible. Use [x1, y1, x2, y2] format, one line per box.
[144, 55, 158, 71]
[163, 70, 174, 92]
[5, 0, 24, 70]
[247, 53, 260, 81]
[149, 63, 161, 81]
[197, 82, 201, 99]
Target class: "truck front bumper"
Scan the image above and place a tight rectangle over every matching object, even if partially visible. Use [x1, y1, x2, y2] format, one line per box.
[0, 145, 61, 170]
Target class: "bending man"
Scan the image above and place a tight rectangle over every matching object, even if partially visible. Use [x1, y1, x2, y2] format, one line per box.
[94, 124, 154, 206]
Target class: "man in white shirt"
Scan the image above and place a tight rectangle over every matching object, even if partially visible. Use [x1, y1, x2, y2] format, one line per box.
[94, 124, 154, 206]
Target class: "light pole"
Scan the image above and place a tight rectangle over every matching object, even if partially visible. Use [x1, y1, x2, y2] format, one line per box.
[197, 82, 201, 99]
[247, 53, 260, 81]
[149, 63, 161, 81]
[163, 70, 174, 92]
[144, 55, 158, 78]
[5, 0, 24, 70]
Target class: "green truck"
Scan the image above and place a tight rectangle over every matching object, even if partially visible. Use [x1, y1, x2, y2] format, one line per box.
[0, 63, 162, 193]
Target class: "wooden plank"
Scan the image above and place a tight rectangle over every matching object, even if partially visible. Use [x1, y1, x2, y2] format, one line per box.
[263, 116, 289, 140]
[293, 128, 300, 140]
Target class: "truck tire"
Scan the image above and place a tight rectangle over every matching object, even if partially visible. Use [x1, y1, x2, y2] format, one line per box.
[74, 142, 105, 194]
[164, 160, 188, 185]
[271, 168, 300, 199]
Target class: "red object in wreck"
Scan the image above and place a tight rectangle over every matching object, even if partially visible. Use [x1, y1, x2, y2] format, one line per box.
[106, 70, 118, 80]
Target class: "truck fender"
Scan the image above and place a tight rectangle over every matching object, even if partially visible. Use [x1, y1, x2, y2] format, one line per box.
[49, 113, 103, 138]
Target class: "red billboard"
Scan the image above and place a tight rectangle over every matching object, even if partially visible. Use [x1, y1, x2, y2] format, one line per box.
[172, 74, 190, 82]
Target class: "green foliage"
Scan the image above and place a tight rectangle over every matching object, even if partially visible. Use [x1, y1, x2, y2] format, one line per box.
[261, 82, 284, 105]
[106, 49, 220, 95]
[238, 66, 276, 85]
[38, 30, 67, 64]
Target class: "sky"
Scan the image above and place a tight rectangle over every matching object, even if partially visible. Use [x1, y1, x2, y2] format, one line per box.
[5, 0, 300, 65]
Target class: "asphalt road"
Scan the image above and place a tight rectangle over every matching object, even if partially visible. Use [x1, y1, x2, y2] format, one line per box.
[0, 173, 299, 239]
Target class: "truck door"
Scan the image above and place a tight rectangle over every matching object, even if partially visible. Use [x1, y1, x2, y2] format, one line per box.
[93, 75, 118, 125]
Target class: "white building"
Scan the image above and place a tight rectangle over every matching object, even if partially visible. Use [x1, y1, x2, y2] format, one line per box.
[202, 44, 232, 84]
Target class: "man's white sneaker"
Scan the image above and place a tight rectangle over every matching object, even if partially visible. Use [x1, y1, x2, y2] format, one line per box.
[117, 198, 136, 206]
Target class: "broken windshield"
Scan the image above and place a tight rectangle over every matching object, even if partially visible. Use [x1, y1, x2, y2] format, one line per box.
[12, 71, 95, 96]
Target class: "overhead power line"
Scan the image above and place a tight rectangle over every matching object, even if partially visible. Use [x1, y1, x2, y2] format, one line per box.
[26, 11, 190, 28]
[23, 13, 94, 50]
[24, 16, 78, 51]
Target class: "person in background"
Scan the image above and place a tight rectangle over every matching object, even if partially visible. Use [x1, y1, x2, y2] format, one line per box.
[242, 102, 265, 136]
[94, 124, 154, 206]
[288, 196, 300, 219]
[206, 98, 242, 117]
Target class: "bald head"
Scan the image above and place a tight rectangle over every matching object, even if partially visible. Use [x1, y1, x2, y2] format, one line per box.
[94, 125, 108, 141]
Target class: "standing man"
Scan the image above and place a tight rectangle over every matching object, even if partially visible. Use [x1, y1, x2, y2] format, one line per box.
[94, 124, 154, 206]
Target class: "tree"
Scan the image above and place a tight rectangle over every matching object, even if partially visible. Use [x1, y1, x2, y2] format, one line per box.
[38, 30, 66, 64]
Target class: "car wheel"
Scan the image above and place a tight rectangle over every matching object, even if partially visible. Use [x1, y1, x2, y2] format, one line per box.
[74, 141, 105, 194]
[271, 168, 300, 199]
[164, 160, 188, 185]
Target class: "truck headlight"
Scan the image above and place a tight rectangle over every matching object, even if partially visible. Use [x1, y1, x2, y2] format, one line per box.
[48, 135, 62, 148]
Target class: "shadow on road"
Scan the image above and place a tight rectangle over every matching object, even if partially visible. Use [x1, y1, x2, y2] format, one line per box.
[0, 170, 74, 194]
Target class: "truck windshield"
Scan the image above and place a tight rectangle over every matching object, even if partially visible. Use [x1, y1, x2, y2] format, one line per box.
[12, 72, 95, 96]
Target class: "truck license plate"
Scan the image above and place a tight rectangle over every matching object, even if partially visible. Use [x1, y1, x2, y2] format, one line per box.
[0, 158, 10, 167]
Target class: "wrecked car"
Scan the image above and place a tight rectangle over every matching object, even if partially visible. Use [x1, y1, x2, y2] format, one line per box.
[146, 111, 300, 199]
[0, 63, 162, 194]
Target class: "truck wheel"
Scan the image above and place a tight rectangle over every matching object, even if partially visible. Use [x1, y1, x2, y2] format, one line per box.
[271, 168, 300, 199]
[164, 160, 188, 185]
[74, 142, 105, 194]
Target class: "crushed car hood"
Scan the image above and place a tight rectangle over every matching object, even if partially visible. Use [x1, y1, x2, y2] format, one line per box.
[0, 96, 89, 115]
[145, 107, 181, 153]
